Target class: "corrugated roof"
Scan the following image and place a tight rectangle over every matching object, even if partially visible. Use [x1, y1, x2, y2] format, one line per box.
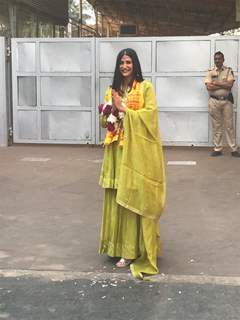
[88, 0, 239, 35]
[16, 0, 68, 25]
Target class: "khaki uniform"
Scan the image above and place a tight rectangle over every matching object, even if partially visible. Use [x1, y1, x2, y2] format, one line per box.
[205, 65, 237, 152]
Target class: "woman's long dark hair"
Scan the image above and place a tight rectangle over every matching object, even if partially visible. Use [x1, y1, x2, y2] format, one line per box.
[111, 48, 144, 93]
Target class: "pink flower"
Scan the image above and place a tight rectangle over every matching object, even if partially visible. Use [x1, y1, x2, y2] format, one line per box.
[98, 104, 104, 114]
[102, 104, 112, 116]
[107, 122, 115, 132]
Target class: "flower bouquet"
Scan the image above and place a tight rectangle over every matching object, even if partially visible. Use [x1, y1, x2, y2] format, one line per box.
[98, 103, 124, 132]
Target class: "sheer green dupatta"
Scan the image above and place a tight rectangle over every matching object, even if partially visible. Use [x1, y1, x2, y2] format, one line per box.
[116, 81, 166, 279]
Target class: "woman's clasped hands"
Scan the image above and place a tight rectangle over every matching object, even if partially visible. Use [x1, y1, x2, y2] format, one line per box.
[112, 89, 127, 113]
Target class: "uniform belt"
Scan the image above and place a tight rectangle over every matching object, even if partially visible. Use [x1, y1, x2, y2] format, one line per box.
[210, 95, 228, 101]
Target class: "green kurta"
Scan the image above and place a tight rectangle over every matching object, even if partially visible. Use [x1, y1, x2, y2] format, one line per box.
[99, 80, 166, 279]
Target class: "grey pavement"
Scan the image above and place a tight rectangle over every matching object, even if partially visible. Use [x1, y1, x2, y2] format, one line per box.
[0, 145, 240, 319]
[1, 275, 240, 320]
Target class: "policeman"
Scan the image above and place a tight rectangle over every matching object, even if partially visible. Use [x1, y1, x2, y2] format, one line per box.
[205, 51, 240, 157]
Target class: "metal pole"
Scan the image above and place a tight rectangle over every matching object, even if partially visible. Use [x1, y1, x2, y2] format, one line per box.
[101, 14, 104, 36]
[36, 16, 39, 37]
[80, 0, 83, 37]
[95, 10, 98, 36]
[236, 0, 240, 21]
[107, 21, 110, 37]
[8, 2, 17, 37]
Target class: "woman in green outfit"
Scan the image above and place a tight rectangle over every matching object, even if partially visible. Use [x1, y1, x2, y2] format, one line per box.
[99, 48, 166, 279]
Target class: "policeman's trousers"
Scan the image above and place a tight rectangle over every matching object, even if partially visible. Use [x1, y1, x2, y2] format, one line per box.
[208, 97, 237, 152]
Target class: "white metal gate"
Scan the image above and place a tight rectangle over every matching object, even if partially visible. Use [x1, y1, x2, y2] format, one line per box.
[96, 36, 240, 146]
[11, 36, 240, 146]
[11, 38, 95, 144]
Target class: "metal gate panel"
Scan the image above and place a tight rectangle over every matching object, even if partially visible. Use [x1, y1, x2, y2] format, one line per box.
[0, 37, 8, 146]
[159, 112, 209, 143]
[40, 42, 92, 73]
[98, 41, 152, 73]
[155, 37, 211, 146]
[156, 40, 211, 72]
[156, 76, 208, 108]
[12, 38, 95, 144]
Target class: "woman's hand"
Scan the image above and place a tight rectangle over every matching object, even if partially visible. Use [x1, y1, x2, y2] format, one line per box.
[112, 89, 127, 112]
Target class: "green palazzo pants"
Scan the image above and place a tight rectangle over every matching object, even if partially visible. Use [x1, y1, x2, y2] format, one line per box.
[99, 188, 162, 278]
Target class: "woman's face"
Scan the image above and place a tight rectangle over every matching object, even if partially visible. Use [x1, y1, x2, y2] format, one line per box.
[119, 54, 133, 79]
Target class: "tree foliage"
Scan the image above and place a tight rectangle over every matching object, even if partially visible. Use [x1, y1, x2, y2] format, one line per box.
[222, 28, 240, 35]
[69, 0, 93, 24]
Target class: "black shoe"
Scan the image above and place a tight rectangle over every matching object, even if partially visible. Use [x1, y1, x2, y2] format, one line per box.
[231, 151, 240, 158]
[211, 150, 223, 157]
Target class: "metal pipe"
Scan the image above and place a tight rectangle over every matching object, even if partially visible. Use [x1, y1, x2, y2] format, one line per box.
[80, 0, 83, 36]
[8, 1, 16, 37]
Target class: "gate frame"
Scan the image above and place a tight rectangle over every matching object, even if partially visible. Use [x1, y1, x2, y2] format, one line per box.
[0, 37, 8, 147]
